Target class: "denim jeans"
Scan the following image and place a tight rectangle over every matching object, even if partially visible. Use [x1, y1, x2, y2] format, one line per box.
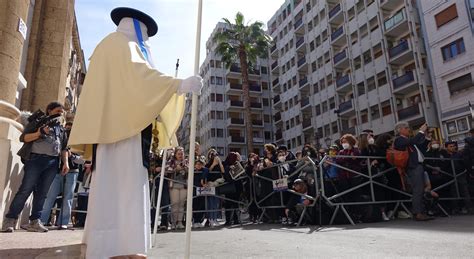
[207, 196, 220, 220]
[40, 171, 78, 225]
[6, 154, 59, 220]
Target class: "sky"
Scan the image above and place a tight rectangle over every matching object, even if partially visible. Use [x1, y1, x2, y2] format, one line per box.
[75, 0, 284, 77]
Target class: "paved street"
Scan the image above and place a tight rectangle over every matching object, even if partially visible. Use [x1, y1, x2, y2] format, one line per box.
[1, 215, 473, 258]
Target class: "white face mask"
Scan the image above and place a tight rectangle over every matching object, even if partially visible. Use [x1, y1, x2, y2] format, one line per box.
[368, 138, 375, 145]
[431, 144, 440, 149]
[342, 143, 350, 150]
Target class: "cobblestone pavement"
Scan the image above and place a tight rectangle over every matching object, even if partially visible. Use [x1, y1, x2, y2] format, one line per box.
[1, 215, 473, 258]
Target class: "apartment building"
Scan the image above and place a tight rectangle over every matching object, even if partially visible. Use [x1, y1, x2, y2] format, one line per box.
[268, 0, 438, 152]
[177, 23, 274, 157]
[418, 0, 474, 145]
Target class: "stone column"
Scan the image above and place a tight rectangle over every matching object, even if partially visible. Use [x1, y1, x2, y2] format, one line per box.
[0, 0, 30, 105]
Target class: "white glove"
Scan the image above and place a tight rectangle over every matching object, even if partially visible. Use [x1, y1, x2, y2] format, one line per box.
[179, 76, 203, 95]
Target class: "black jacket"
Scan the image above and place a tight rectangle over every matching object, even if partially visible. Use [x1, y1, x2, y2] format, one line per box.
[393, 132, 427, 169]
[463, 137, 474, 175]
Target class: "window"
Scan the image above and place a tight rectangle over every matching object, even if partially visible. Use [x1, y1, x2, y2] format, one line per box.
[370, 105, 380, 120]
[381, 101, 392, 116]
[261, 66, 268, 74]
[441, 38, 465, 61]
[210, 93, 215, 102]
[447, 73, 473, 95]
[216, 94, 223, 102]
[265, 131, 271, 140]
[216, 129, 224, 137]
[210, 76, 215, 84]
[435, 4, 458, 28]
[315, 104, 321, 115]
[211, 128, 216, 137]
[216, 111, 224, 120]
[216, 77, 223, 85]
[264, 115, 270, 123]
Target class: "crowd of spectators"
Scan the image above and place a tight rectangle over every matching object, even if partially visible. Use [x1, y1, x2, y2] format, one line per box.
[150, 123, 474, 230]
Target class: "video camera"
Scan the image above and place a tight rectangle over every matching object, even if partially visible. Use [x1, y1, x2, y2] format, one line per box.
[27, 109, 61, 132]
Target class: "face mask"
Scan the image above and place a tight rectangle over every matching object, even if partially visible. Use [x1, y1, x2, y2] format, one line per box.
[431, 144, 440, 149]
[278, 156, 285, 162]
[368, 138, 375, 145]
[342, 143, 350, 150]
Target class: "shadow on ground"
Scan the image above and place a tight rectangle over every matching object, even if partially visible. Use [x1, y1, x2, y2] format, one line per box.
[0, 244, 84, 259]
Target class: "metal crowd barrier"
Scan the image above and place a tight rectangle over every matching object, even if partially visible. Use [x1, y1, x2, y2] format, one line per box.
[253, 157, 319, 226]
[150, 170, 251, 228]
[318, 155, 471, 225]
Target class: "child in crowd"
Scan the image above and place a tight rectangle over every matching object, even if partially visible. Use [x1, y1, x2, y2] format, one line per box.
[199, 160, 220, 227]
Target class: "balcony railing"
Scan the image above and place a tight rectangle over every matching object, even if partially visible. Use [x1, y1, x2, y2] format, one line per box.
[296, 37, 304, 48]
[250, 68, 260, 75]
[389, 40, 409, 58]
[294, 17, 303, 29]
[392, 71, 415, 89]
[276, 130, 283, 140]
[271, 61, 278, 70]
[301, 97, 310, 107]
[274, 112, 281, 122]
[397, 104, 420, 120]
[229, 83, 242, 90]
[339, 100, 353, 112]
[250, 102, 262, 109]
[297, 56, 306, 67]
[231, 136, 245, 143]
[331, 26, 344, 41]
[230, 65, 241, 73]
[302, 119, 312, 129]
[273, 95, 280, 104]
[272, 78, 279, 86]
[299, 77, 308, 87]
[329, 4, 341, 19]
[336, 74, 350, 87]
[252, 120, 263, 126]
[384, 8, 406, 31]
[230, 100, 244, 107]
[249, 85, 261, 92]
[270, 44, 277, 53]
[230, 118, 244, 124]
[333, 49, 347, 64]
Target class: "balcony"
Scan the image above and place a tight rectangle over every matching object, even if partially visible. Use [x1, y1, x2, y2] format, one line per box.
[273, 94, 281, 105]
[228, 135, 246, 144]
[225, 82, 242, 93]
[250, 102, 263, 109]
[227, 117, 245, 128]
[249, 84, 262, 92]
[296, 37, 305, 51]
[328, 4, 343, 24]
[275, 130, 283, 141]
[392, 70, 418, 94]
[397, 104, 421, 121]
[341, 127, 356, 135]
[249, 68, 261, 75]
[380, 0, 404, 11]
[226, 100, 244, 110]
[333, 49, 349, 69]
[331, 26, 346, 46]
[299, 77, 309, 88]
[336, 74, 351, 91]
[297, 56, 307, 68]
[294, 17, 304, 33]
[389, 39, 413, 65]
[384, 9, 408, 37]
[270, 44, 277, 53]
[274, 112, 281, 123]
[338, 100, 354, 115]
[302, 119, 312, 130]
[271, 61, 278, 71]
[301, 97, 310, 109]
[252, 119, 264, 127]
[253, 137, 264, 143]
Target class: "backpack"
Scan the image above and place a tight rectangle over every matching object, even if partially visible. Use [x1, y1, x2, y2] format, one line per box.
[386, 144, 409, 168]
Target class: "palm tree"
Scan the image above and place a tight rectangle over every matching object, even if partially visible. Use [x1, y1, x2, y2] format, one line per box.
[214, 12, 272, 155]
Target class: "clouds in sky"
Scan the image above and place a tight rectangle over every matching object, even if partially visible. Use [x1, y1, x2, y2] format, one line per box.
[76, 0, 283, 77]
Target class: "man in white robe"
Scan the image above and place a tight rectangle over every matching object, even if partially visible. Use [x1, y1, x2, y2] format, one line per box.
[67, 7, 201, 258]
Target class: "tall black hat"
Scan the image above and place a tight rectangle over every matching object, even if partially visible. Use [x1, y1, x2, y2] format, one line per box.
[110, 7, 158, 37]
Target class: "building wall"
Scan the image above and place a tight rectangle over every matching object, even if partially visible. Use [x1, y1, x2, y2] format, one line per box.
[268, 0, 437, 153]
[418, 0, 474, 144]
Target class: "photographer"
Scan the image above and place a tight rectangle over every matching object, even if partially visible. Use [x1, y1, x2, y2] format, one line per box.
[2, 102, 69, 233]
